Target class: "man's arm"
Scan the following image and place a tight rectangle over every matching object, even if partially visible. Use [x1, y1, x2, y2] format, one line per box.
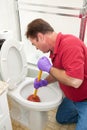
[50, 67, 83, 88]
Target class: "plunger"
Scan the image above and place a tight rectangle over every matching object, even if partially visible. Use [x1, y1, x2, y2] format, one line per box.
[27, 70, 42, 102]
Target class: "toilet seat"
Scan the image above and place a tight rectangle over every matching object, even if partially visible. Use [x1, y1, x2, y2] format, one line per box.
[0, 39, 28, 89]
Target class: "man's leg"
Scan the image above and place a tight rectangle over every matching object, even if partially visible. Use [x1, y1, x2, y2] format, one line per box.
[75, 101, 87, 130]
[56, 97, 78, 124]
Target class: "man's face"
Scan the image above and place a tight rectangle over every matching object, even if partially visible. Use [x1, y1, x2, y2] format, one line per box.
[29, 33, 50, 53]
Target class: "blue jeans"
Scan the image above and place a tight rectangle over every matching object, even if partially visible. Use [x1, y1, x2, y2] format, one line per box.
[56, 97, 87, 130]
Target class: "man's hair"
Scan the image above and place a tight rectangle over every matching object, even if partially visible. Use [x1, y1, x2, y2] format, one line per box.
[26, 18, 54, 38]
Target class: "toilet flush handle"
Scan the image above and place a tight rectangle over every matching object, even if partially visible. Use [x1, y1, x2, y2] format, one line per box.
[34, 70, 42, 96]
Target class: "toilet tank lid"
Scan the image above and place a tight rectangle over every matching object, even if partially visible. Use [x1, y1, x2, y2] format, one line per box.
[0, 39, 28, 89]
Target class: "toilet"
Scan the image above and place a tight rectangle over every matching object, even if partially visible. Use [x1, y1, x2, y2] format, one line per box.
[0, 39, 63, 130]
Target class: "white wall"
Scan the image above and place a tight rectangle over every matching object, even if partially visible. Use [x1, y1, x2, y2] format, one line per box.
[0, 0, 21, 40]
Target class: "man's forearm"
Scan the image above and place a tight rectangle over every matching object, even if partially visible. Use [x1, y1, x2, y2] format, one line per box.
[49, 67, 83, 88]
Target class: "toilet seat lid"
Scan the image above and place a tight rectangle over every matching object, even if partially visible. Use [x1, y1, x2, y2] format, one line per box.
[0, 39, 28, 89]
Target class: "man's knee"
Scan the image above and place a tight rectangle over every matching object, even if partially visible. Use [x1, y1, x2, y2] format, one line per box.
[56, 112, 78, 124]
[56, 113, 66, 124]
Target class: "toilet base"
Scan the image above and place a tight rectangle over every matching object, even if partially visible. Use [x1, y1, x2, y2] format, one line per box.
[8, 96, 48, 130]
[29, 110, 48, 130]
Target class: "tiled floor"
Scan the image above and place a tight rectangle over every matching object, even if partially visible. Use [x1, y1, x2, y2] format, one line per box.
[11, 109, 76, 130]
[45, 109, 76, 130]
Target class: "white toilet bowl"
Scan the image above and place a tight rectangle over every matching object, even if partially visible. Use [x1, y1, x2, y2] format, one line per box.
[0, 39, 63, 130]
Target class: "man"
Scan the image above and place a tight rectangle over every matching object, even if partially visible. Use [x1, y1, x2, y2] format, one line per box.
[26, 18, 87, 130]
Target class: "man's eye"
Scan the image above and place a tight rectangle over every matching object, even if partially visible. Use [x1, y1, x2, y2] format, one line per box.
[32, 43, 34, 46]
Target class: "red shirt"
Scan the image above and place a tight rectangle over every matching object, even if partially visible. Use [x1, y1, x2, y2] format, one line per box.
[50, 33, 87, 102]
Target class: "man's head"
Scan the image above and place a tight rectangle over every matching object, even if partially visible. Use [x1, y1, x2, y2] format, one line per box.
[26, 18, 55, 53]
[26, 18, 54, 39]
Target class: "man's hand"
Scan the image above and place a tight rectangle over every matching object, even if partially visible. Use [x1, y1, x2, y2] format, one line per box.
[34, 78, 48, 89]
[37, 56, 52, 73]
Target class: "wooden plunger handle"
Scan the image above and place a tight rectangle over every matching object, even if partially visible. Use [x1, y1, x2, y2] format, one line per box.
[37, 70, 42, 81]
[34, 70, 42, 96]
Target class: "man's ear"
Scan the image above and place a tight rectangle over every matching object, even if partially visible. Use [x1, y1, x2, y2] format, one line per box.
[37, 33, 44, 41]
